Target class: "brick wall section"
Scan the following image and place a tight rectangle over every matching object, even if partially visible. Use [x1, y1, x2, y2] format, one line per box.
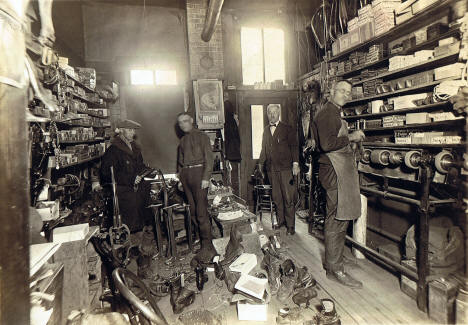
[186, 0, 224, 80]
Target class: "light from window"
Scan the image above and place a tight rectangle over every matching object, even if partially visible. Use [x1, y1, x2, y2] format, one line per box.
[251, 105, 264, 159]
[156, 70, 177, 85]
[241, 27, 264, 85]
[130, 70, 154, 85]
[264, 29, 285, 83]
[241, 27, 285, 85]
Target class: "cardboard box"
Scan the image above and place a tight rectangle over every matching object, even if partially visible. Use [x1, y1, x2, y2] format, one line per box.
[348, 29, 362, 47]
[412, 0, 439, 14]
[237, 302, 268, 321]
[434, 62, 465, 80]
[234, 274, 268, 300]
[396, 0, 416, 15]
[395, 130, 412, 144]
[36, 200, 60, 221]
[401, 259, 417, 299]
[359, 20, 375, 42]
[406, 112, 430, 124]
[53, 223, 90, 243]
[428, 277, 459, 324]
[434, 41, 461, 58]
[392, 93, 430, 109]
[332, 41, 340, 56]
[439, 37, 457, 46]
[229, 253, 257, 274]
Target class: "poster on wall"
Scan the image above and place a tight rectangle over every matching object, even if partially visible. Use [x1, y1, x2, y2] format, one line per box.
[193, 79, 225, 129]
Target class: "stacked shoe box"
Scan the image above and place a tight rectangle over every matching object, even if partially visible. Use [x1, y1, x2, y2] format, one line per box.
[348, 17, 360, 32]
[372, 0, 400, 35]
[363, 78, 383, 97]
[352, 86, 364, 99]
[368, 44, 385, 63]
[337, 61, 345, 75]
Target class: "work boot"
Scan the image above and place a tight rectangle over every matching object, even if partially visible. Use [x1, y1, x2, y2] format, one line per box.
[294, 266, 316, 289]
[222, 224, 244, 265]
[277, 276, 296, 304]
[224, 268, 242, 293]
[326, 270, 362, 289]
[315, 299, 341, 325]
[170, 276, 196, 314]
[194, 239, 217, 265]
[292, 286, 318, 307]
[260, 251, 281, 294]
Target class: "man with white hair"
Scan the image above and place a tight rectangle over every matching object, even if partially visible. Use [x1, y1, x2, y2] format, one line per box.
[311, 80, 365, 288]
[258, 104, 300, 235]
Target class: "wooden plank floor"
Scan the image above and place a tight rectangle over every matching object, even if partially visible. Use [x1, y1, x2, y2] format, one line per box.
[150, 215, 435, 325]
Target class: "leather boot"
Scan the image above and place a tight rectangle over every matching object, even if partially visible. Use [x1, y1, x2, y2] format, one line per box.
[294, 266, 316, 289]
[224, 268, 241, 293]
[315, 299, 341, 325]
[222, 224, 244, 265]
[260, 251, 281, 295]
[193, 239, 217, 265]
[170, 276, 196, 314]
[292, 286, 318, 307]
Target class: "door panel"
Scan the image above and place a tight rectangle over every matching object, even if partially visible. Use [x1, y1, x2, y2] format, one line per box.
[237, 90, 298, 207]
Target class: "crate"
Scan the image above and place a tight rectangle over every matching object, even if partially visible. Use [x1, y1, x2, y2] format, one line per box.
[401, 259, 418, 300]
[428, 277, 459, 324]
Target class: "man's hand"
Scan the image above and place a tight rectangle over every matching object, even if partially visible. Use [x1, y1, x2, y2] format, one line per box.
[135, 175, 142, 185]
[201, 180, 210, 189]
[178, 181, 184, 192]
[348, 130, 365, 143]
[292, 163, 300, 176]
[91, 182, 102, 192]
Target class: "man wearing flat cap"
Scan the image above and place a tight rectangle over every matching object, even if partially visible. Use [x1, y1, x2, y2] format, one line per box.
[99, 119, 157, 277]
[100, 119, 151, 232]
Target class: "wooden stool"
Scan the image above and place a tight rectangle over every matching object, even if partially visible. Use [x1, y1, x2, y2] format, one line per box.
[147, 203, 164, 254]
[254, 185, 277, 225]
[162, 203, 193, 257]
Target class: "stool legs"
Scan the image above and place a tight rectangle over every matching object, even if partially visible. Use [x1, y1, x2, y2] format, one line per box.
[164, 207, 177, 258]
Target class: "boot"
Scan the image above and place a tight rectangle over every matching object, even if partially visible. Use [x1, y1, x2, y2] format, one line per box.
[294, 266, 316, 289]
[277, 276, 296, 304]
[292, 286, 318, 307]
[260, 251, 281, 295]
[193, 239, 217, 265]
[222, 224, 244, 265]
[224, 268, 241, 293]
[315, 299, 341, 325]
[170, 276, 196, 314]
[280, 259, 296, 277]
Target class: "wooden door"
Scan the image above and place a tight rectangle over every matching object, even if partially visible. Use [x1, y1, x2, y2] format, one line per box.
[236, 89, 298, 207]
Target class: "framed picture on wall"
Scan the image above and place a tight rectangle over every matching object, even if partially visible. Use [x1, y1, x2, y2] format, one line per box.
[193, 79, 225, 129]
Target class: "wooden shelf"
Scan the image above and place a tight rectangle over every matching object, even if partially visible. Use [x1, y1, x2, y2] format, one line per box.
[334, 29, 459, 78]
[60, 68, 99, 96]
[361, 119, 464, 132]
[328, 0, 455, 62]
[343, 102, 450, 120]
[362, 141, 466, 148]
[52, 154, 104, 169]
[346, 79, 449, 105]
[353, 52, 458, 86]
[59, 138, 105, 145]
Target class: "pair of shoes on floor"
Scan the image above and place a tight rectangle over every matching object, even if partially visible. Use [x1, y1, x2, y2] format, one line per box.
[287, 228, 296, 235]
[326, 270, 362, 289]
[260, 249, 282, 295]
[278, 260, 318, 305]
[315, 298, 341, 325]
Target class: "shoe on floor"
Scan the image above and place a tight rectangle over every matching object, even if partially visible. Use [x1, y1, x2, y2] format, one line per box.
[326, 270, 362, 289]
[277, 276, 296, 303]
[287, 228, 295, 235]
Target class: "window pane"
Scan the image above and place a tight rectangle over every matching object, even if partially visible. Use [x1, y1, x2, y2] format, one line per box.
[241, 27, 264, 85]
[251, 105, 264, 159]
[263, 28, 285, 83]
[130, 70, 154, 85]
[155, 70, 177, 85]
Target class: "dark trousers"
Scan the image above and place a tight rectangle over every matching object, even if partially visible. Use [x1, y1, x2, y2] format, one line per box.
[319, 163, 349, 272]
[117, 181, 152, 232]
[180, 166, 211, 242]
[268, 169, 296, 230]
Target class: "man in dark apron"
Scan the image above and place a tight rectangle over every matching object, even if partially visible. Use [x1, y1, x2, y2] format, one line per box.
[311, 80, 365, 288]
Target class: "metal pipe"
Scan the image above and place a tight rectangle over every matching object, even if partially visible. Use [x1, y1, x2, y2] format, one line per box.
[367, 224, 402, 243]
[345, 235, 418, 281]
[360, 186, 421, 206]
[201, 0, 224, 42]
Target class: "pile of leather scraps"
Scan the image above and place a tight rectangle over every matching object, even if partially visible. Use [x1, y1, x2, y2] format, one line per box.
[276, 299, 341, 325]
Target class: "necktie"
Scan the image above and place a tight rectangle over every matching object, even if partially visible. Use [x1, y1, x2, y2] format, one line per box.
[270, 123, 277, 136]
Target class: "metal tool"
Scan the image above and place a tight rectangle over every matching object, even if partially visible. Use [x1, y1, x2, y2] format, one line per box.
[109, 166, 131, 266]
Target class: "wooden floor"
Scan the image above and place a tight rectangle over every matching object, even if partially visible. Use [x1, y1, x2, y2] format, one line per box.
[152, 215, 436, 325]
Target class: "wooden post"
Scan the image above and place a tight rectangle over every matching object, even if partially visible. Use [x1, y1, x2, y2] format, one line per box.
[353, 194, 368, 259]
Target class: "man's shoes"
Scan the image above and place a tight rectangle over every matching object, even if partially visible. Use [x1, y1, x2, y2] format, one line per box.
[272, 223, 283, 231]
[292, 286, 318, 307]
[326, 270, 362, 289]
[192, 240, 217, 265]
[287, 228, 295, 235]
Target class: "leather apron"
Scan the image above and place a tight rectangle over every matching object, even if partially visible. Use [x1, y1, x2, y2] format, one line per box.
[325, 121, 361, 220]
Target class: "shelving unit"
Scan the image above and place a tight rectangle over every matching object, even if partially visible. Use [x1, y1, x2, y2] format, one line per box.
[201, 129, 227, 180]
[299, 0, 466, 316]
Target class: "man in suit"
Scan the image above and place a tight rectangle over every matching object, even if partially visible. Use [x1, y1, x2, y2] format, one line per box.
[258, 104, 300, 235]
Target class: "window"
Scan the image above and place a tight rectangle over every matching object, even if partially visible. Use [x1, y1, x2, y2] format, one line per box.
[155, 70, 177, 85]
[130, 69, 177, 86]
[130, 70, 154, 85]
[241, 27, 285, 85]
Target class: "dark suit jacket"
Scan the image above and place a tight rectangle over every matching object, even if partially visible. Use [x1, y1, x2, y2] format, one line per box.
[259, 122, 299, 172]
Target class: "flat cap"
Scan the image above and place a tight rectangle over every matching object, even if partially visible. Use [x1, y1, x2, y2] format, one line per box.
[116, 119, 141, 129]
